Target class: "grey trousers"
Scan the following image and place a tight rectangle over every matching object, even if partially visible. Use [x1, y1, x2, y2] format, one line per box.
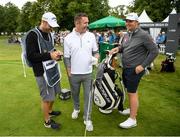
[70, 73, 93, 120]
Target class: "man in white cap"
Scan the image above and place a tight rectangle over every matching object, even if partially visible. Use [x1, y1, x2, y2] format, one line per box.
[110, 12, 158, 129]
[26, 12, 63, 130]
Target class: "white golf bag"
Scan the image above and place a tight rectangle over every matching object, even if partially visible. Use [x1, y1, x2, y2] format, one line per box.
[93, 53, 126, 114]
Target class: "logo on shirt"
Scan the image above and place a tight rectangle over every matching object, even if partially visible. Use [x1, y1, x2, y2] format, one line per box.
[123, 35, 129, 43]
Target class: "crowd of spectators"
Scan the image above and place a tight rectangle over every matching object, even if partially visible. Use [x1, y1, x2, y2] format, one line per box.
[92, 30, 126, 46]
[54, 31, 70, 46]
[8, 33, 21, 44]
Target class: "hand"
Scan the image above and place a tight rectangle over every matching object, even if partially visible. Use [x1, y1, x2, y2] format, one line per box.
[50, 52, 58, 60]
[67, 68, 71, 77]
[56, 50, 63, 57]
[91, 56, 98, 66]
[50, 51, 63, 61]
[109, 47, 119, 55]
[56, 50, 63, 61]
[135, 65, 144, 74]
[94, 53, 100, 60]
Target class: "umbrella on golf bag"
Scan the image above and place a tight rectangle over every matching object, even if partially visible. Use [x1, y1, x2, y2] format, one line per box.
[93, 53, 126, 114]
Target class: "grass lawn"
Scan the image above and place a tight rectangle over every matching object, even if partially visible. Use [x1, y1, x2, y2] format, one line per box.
[0, 36, 180, 136]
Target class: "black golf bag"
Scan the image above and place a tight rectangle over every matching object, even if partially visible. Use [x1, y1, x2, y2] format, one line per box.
[93, 53, 125, 114]
[161, 53, 176, 72]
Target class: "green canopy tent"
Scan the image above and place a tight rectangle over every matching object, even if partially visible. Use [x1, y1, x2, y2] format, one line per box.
[88, 16, 125, 29]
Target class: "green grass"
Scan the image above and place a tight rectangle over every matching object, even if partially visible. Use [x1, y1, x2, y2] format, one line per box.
[0, 37, 180, 136]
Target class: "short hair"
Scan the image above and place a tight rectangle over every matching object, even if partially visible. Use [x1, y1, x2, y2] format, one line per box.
[74, 13, 88, 23]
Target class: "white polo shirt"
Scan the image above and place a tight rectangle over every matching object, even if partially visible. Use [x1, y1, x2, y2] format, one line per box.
[64, 30, 98, 74]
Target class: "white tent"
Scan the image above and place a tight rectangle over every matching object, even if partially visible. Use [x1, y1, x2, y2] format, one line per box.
[162, 8, 177, 22]
[138, 10, 158, 41]
[138, 10, 153, 23]
[139, 9, 177, 42]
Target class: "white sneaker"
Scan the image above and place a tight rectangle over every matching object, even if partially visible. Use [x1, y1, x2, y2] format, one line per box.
[119, 108, 130, 115]
[71, 109, 80, 119]
[119, 117, 137, 129]
[84, 120, 93, 131]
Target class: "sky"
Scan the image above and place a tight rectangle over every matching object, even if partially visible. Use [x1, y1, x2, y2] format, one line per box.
[0, 0, 133, 9]
[109, 0, 133, 7]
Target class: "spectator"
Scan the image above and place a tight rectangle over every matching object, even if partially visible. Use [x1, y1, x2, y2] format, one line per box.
[161, 31, 166, 44]
[98, 32, 105, 44]
[108, 31, 115, 44]
[156, 32, 162, 48]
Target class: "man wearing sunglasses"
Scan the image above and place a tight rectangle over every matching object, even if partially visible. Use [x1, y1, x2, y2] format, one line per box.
[110, 13, 158, 129]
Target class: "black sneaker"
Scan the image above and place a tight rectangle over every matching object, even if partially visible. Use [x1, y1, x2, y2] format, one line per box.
[44, 119, 60, 130]
[49, 111, 61, 117]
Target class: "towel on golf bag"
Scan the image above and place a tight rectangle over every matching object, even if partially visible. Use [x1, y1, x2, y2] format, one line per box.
[93, 54, 125, 113]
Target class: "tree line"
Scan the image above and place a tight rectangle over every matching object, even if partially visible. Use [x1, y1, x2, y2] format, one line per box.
[0, 0, 179, 34]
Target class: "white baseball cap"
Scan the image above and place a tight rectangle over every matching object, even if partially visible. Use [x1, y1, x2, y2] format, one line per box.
[42, 12, 59, 27]
[126, 12, 139, 21]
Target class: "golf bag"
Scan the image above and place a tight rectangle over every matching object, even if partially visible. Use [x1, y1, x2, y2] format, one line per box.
[161, 53, 176, 72]
[93, 53, 125, 114]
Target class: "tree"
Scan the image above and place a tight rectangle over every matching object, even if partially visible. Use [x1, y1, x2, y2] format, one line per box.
[3, 2, 20, 34]
[3, 0, 110, 32]
[109, 5, 127, 19]
[0, 5, 6, 33]
[173, 0, 180, 13]
[34, 0, 110, 30]
[49, 0, 110, 30]
[18, 2, 34, 32]
[129, 0, 179, 22]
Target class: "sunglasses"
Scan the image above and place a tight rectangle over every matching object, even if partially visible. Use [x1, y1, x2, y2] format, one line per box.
[126, 20, 134, 23]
